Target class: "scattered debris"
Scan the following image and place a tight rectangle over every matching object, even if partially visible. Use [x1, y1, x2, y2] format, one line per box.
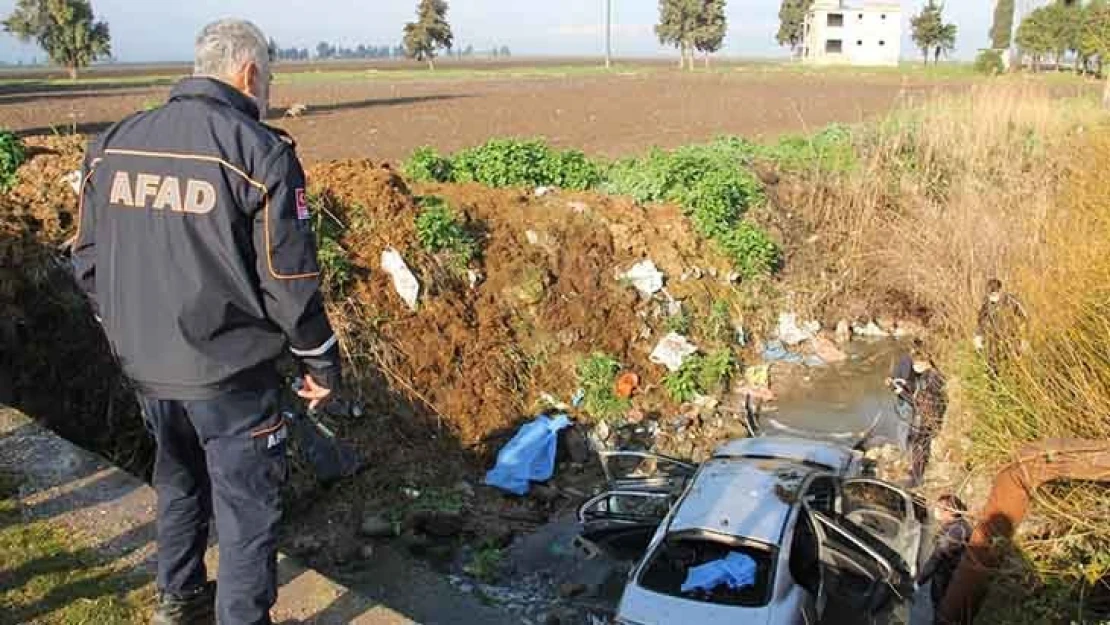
[534, 186, 555, 197]
[284, 102, 309, 118]
[61, 170, 81, 194]
[854, 319, 891, 338]
[484, 414, 572, 495]
[619, 259, 665, 297]
[467, 269, 483, 289]
[525, 230, 540, 245]
[776, 312, 821, 346]
[650, 332, 698, 372]
[614, 372, 640, 399]
[381, 247, 420, 311]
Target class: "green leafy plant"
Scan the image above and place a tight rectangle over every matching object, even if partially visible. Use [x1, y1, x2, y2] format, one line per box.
[0, 131, 27, 193]
[310, 195, 353, 295]
[663, 348, 736, 402]
[404, 146, 454, 182]
[663, 357, 702, 403]
[766, 124, 857, 173]
[665, 307, 693, 334]
[415, 196, 477, 268]
[464, 545, 503, 584]
[411, 139, 602, 190]
[715, 222, 782, 279]
[703, 299, 733, 343]
[576, 353, 629, 421]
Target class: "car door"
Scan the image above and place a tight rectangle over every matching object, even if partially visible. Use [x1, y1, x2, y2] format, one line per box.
[809, 508, 903, 620]
[838, 478, 923, 576]
[577, 490, 675, 560]
[597, 451, 697, 493]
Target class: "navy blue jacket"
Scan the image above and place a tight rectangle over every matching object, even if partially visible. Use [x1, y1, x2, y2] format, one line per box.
[72, 77, 340, 400]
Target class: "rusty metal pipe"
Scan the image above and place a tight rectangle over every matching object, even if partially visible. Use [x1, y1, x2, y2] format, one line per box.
[938, 439, 1110, 624]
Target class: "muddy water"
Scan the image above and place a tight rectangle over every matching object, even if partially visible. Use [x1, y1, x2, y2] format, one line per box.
[764, 339, 909, 449]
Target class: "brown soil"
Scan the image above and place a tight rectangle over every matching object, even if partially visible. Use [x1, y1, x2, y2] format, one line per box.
[0, 71, 954, 163]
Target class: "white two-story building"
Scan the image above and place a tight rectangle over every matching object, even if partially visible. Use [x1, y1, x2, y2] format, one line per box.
[802, 0, 902, 67]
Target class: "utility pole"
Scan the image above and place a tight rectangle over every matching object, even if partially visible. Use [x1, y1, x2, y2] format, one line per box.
[605, 0, 612, 68]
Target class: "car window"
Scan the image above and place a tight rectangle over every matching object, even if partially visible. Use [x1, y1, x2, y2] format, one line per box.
[789, 509, 821, 594]
[600, 452, 696, 490]
[803, 475, 837, 514]
[578, 491, 673, 524]
[841, 480, 910, 549]
[638, 532, 777, 608]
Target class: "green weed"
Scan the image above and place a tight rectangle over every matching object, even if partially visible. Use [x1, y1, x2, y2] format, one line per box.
[464, 545, 504, 584]
[0, 130, 27, 192]
[415, 196, 477, 269]
[663, 348, 737, 402]
[665, 307, 693, 335]
[575, 353, 629, 421]
[309, 195, 353, 296]
[451, 138, 601, 190]
[404, 146, 453, 183]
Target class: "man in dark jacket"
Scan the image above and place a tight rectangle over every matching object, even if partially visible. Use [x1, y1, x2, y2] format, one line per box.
[910, 357, 947, 487]
[918, 495, 972, 609]
[72, 19, 338, 625]
[975, 278, 1028, 374]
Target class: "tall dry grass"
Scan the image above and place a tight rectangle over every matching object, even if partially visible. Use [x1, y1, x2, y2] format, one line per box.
[787, 84, 1110, 619]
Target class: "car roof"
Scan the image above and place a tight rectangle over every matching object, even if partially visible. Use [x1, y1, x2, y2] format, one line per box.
[668, 456, 812, 545]
[713, 435, 857, 473]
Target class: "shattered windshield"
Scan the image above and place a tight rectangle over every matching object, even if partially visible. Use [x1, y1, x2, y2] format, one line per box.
[638, 531, 777, 607]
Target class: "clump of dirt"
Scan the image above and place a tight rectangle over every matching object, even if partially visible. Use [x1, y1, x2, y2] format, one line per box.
[0, 135, 150, 474]
[306, 160, 740, 448]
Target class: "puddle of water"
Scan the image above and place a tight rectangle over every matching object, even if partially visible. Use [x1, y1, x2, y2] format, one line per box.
[765, 339, 909, 449]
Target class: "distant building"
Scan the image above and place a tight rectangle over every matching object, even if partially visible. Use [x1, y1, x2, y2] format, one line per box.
[802, 0, 902, 67]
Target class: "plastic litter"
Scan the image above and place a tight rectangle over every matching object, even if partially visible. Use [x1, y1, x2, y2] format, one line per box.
[619, 260, 665, 297]
[681, 552, 758, 594]
[484, 414, 572, 495]
[853, 320, 891, 338]
[381, 248, 420, 311]
[571, 388, 586, 407]
[777, 312, 821, 346]
[615, 372, 640, 399]
[761, 340, 804, 365]
[650, 333, 698, 372]
[62, 170, 82, 194]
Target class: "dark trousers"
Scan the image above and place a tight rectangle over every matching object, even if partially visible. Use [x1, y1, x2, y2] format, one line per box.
[908, 430, 933, 487]
[139, 388, 287, 625]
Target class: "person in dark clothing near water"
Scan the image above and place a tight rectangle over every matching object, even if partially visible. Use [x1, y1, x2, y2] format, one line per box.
[975, 278, 1028, 374]
[909, 357, 947, 486]
[886, 339, 923, 450]
[918, 495, 973, 608]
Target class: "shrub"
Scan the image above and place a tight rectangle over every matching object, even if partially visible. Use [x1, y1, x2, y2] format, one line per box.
[767, 124, 857, 172]
[974, 49, 1005, 76]
[404, 146, 454, 183]
[715, 222, 782, 279]
[414, 196, 477, 268]
[309, 195, 353, 295]
[663, 348, 737, 402]
[0, 131, 27, 193]
[450, 138, 601, 190]
[576, 353, 629, 421]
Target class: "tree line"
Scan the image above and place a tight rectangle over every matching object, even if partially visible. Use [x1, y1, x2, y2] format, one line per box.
[1013, 0, 1110, 75]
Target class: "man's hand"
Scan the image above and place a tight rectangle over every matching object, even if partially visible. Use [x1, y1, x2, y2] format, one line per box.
[297, 374, 333, 411]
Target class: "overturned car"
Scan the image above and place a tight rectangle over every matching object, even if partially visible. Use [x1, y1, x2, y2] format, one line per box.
[578, 436, 924, 625]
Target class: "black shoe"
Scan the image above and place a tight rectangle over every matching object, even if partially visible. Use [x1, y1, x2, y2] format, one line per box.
[151, 581, 215, 625]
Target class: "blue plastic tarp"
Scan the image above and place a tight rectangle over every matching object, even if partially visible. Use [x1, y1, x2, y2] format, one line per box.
[762, 339, 826, 367]
[681, 552, 758, 594]
[483, 414, 572, 495]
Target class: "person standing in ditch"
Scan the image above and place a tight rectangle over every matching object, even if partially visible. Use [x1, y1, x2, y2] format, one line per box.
[917, 495, 972, 610]
[909, 356, 947, 487]
[885, 338, 922, 451]
[71, 19, 340, 625]
[975, 278, 1028, 374]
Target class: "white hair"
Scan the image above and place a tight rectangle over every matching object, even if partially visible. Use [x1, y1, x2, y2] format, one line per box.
[194, 19, 270, 79]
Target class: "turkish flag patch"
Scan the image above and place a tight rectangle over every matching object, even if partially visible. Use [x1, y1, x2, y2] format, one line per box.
[295, 188, 310, 220]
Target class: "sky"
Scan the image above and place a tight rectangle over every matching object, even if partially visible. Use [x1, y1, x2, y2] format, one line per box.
[0, 0, 993, 65]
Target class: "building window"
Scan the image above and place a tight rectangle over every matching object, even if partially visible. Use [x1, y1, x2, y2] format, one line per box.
[881, 14, 887, 20]
[879, 40, 886, 46]
[827, 13, 844, 27]
[857, 40, 863, 46]
[858, 13, 864, 20]
[826, 39, 843, 54]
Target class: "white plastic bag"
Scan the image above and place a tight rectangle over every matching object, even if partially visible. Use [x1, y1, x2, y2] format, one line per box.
[650, 333, 698, 372]
[381, 248, 420, 311]
[620, 260, 665, 297]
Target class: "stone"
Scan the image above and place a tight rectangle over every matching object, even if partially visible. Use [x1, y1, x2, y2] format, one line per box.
[835, 319, 852, 343]
[812, 336, 848, 363]
[359, 514, 395, 538]
[558, 582, 587, 598]
[408, 510, 466, 538]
